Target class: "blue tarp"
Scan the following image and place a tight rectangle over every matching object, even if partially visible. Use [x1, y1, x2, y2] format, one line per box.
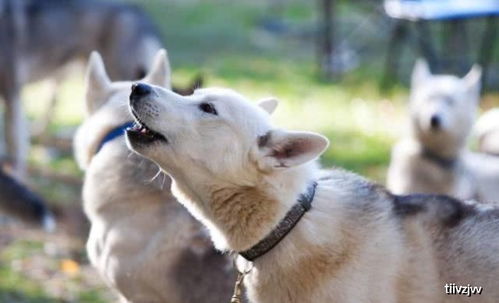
[384, 0, 499, 20]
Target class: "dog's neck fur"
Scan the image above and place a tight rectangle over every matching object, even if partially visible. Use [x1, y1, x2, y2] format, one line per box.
[412, 126, 467, 160]
[74, 103, 131, 170]
[170, 162, 318, 252]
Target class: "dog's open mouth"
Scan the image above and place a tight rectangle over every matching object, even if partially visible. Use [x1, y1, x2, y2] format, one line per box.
[126, 113, 167, 144]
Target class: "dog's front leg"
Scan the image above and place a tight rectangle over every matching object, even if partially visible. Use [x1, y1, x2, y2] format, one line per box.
[4, 89, 28, 179]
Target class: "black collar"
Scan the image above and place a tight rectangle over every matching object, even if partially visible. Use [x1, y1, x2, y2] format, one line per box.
[96, 122, 135, 153]
[422, 148, 457, 169]
[239, 181, 318, 261]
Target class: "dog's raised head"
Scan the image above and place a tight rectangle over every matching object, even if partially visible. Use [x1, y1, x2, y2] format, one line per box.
[74, 49, 171, 170]
[125, 85, 328, 249]
[409, 59, 482, 154]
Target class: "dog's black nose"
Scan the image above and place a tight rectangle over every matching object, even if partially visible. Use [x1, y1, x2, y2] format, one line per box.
[131, 83, 152, 98]
[430, 115, 441, 130]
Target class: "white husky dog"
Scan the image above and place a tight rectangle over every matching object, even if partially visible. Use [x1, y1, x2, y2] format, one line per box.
[74, 50, 233, 303]
[125, 82, 499, 303]
[388, 60, 499, 203]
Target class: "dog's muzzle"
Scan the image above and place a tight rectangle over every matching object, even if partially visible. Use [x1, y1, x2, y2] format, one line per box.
[127, 83, 167, 145]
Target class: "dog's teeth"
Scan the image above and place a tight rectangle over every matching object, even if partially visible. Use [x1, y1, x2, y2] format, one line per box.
[131, 123, 142, 131]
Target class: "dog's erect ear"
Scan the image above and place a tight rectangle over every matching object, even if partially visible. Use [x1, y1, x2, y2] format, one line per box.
[258, 130, 329, 169]
[463, 64, 482, 98]
[411, 59, 431, 88]
[85, 51, 111, 114]
[143, 49, 171, 89]
[258, 98, 279, 115]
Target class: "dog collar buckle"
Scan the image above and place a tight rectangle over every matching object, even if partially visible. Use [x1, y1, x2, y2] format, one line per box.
[230, 258, 253, 303]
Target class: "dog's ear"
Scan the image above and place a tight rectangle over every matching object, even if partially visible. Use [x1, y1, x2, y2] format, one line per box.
[258, 98, 279, 115]
[143, 49, 171, 89]
[85, 51, 111, 114]
[257, 129, 329, 169]
[463, 64, 482, 98]
[411, 59, 431, 88]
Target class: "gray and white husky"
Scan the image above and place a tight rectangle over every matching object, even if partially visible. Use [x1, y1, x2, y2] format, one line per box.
[74, 50, 233, 303]
[388, 60, 499, 203]
[0, 0, 163, 178]
[125, 82, 499, 303]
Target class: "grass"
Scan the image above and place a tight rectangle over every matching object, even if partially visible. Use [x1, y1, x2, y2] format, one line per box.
[0, 236, 110, 303]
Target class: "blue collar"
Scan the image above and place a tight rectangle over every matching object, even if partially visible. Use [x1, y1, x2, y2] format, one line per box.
[96, 122, 135, 153]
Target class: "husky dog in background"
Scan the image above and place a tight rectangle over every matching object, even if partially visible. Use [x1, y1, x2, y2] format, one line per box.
[74, 50, 233, 303]
[125, 82, 499, 303]
[0, 0, 163, 178]
[387, 60, 499, 203]
[475, 108, 499, 155]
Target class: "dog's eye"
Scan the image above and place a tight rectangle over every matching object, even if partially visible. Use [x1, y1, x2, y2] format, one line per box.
[199, 103, 218, 115]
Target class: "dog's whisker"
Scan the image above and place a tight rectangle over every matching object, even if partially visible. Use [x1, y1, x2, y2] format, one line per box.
[161, 172, 167, 190]
[148, 167, 162, 183]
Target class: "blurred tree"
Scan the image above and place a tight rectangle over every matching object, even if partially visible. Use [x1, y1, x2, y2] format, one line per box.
[317, 0, 336, 79]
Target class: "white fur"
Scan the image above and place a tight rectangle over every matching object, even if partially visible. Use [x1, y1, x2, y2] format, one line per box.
[475, 108, 499, 155]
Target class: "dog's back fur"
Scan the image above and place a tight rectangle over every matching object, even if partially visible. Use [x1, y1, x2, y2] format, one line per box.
[74, 51, 234, 303]
[248, 170, 499, 303]
[125, 83, 499, 302]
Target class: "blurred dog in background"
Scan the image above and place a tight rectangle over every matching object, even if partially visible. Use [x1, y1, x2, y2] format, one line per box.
[0, 0, 163, 179]
[475, 108, 499, 156]
[73, 50, 233, 303]
[388, 60, 499, 203]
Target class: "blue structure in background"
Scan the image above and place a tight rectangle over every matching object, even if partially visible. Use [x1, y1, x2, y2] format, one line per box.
[382, 0, 499, 90]
[385, 0, 499, 20]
